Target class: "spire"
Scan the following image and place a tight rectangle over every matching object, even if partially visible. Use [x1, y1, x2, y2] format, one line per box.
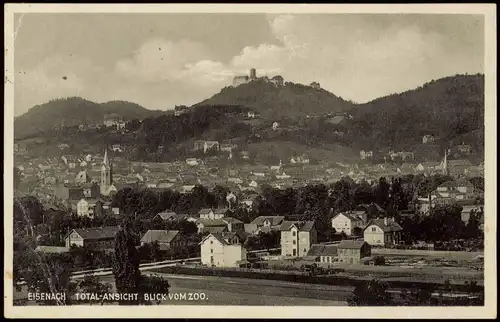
[103, 146, 109, 166]
[442, 149, 448, 175]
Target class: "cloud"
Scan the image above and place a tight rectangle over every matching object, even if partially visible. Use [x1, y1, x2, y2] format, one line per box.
[15, 14, 484, 115]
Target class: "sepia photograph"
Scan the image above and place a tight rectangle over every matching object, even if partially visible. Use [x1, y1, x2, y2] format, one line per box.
[4, 3, 497, 319]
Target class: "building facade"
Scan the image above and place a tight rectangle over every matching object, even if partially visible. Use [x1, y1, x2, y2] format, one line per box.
[280, 221, 317, 258]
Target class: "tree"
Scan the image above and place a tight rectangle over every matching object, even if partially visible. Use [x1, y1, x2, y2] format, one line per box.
[77, 275, 113, 305]
[213, 185, 229, 208]
[347, 279, 393, 306]
[112, 215, 141, 305]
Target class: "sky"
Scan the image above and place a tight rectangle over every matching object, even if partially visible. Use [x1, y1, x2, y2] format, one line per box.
[13, 13, 484, 116]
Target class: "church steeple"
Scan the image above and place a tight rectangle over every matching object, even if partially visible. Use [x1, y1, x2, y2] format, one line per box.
[101, 146, 113, 195]
[442, 149, 449, 176]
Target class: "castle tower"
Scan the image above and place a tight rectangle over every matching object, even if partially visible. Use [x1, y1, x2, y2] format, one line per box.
[250, 68, 256, 80]
[100, 146, 113, 195]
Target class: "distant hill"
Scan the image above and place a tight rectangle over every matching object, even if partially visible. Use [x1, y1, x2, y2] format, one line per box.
[194, 79, 355, 119]
[345, 74, 484, 152]
[14, 97, 166, 138]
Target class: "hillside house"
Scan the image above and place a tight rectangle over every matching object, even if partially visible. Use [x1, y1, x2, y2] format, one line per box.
[199, 233, 248, 268]
[203, 141, 220, 153]
[360, 150, 373, 160]
[140, 230, 186, 250]
[76, 198, 103, 217]
[331, 212, 367, 236]
[271, 76, 284, 87]
[280, 221, 317, 258]
[310, 82, 321, 89]
[65, 226, 120, 250]
[103, 113, 122, 128]
[186, 158, 199, 166]
[75, 170, 92, 184]
[222, 217, 244, 232]
[363, 218, 403, 246]
[154, 211, 178, 222]
[456, 144, 472, 156]
[337, 240, 371, 265]
[199, 208, 231, 220]
[422, 134, 435, 144]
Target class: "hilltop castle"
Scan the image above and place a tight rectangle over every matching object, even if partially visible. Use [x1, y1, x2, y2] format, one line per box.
[232, 68, 284, 87]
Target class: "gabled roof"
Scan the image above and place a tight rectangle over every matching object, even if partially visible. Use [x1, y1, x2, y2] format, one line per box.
[202, 226, 227, 234]
[221, 217, 243, 224]
[279, 220, 315, 232]
[140, 230, 180, 244]
[199, 233, 229, 246]
[199, 208, 214, 215]
[69, 226, 120, 240]
[250, 216, 285, 226]
[332, 212, 364, 222]
[365, 219, 403, 233]
[155, 211, 177, 220]
[307, 244, 338, 257]
[337, 240, 368, 249]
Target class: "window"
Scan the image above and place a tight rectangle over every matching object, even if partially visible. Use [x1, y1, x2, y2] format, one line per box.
[293, 240, 296, 245]
[211, 249, 213, 253]
[372, 227, 376, 232]
[345, 222, 348, 226]
[210, 240, 213, 244]
[292, 231, 296, 236]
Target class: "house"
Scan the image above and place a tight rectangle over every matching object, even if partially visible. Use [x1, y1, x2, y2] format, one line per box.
[186, 158, 199, 166]
[154, 211, 178, 222]
[461, 205, 483, 224]
[448, 159, 473, 176]
[310, 82, 321, 89]
[337, 240, 371, 265]
[331, 212, 367, 236]
[353, 203, 386, 218]
[360, 150, 373, 160]
[306, 244, 338, 265]
[280, 221, 317, 258]
[199, 208, 231, 220]
[111, 144, 123, 152]
[272, 122, 279, 131]
[199, 233, 248, 268]
[422, 134, 435, 144]
[81, 183, 100, 198]
[247, 216, 285, 234]
[140, 230, 186, 250]
[76, 198, 102, 217]
[103, 113, 122, 127]
[271, 76, 284, 87]
[222, 231, 248, 245]
[196, 219, 228, 234]
[457, 144, 472, 156]
[35, 246, 70, 254]
[363, 217, 403, 246]
[221, 217, 244, 232]
[65, 226, 120, 250]
[74, 170, 92, 184]
[174, 105, 190, 116]
[203, 141, 220, 154]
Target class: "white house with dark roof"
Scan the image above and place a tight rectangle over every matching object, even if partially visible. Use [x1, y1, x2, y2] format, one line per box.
[306, 244, 339, 265]
[199, 208, 231, 220]
[199, 233, 247, 268]
[363, 218, 403, 246]
[331, 212, 366, 236]
[279, 220, 317, 258]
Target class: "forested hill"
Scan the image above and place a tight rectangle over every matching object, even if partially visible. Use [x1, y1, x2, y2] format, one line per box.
[195, 79, 355, 119]
[345, 74, 485, 151]
[14, 97, 166, 138]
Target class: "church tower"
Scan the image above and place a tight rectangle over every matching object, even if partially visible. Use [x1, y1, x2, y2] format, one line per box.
[442, 149, 449, 176]
[100, 146, 113, 195]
